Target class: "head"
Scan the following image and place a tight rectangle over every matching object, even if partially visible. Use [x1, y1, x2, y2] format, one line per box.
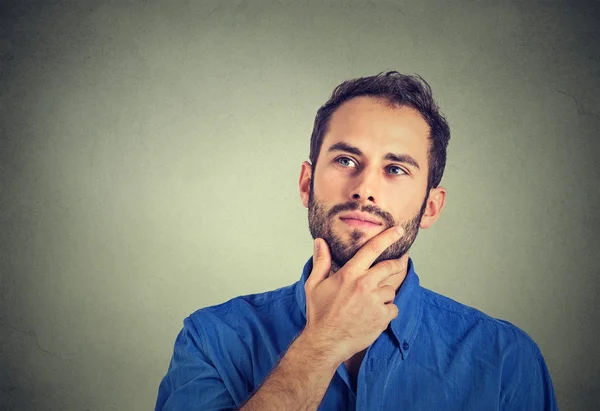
[299, 72, 450, 272]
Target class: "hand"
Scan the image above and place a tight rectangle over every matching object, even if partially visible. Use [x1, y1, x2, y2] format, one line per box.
[302, 226, 410, 364]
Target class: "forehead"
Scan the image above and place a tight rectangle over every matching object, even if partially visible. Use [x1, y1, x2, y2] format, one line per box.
[322, 96, 430, 163]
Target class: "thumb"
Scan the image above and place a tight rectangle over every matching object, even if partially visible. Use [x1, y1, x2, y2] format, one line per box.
[306, 238, 331, 288]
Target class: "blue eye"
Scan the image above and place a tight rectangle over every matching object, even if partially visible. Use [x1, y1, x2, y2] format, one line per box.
[387, 165, 406, 175]
[337, 157, 357, 168]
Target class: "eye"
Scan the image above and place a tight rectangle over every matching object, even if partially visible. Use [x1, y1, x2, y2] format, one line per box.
[387, 165, 406, 175]
[336, 156, 357, 168]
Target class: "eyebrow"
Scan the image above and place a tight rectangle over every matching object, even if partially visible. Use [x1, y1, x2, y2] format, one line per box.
[327, 141, 421, 171]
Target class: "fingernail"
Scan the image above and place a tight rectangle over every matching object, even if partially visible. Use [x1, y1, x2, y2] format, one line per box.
[395, 225, 404, 235]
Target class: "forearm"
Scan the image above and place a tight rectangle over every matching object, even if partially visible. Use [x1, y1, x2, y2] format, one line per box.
[240, 331, 340, 411]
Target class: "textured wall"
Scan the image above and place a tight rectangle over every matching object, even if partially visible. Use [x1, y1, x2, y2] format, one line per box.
[1, 1, 599, 410]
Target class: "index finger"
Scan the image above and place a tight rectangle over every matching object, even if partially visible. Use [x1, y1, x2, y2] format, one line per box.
[346, 224, 404, 272]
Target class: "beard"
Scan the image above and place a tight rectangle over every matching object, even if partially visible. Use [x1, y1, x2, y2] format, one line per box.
[308, 185, 428, 273]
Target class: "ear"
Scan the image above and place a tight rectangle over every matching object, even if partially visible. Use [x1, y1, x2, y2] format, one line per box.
[419, 186, 446, 229]
[299, 161, 312, 208]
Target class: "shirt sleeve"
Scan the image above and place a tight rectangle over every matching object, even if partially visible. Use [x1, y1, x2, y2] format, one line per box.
[500, 335, 559, 411]
[155, 316, 237, 411]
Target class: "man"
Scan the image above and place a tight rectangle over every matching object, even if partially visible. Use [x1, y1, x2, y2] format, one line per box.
[155, 72, 558, 410]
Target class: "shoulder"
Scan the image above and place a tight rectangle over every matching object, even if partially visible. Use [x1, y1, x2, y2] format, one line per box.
[187, 282, 299, 339]
[181, 282, 304, 384]
[418, 287, 557, 409]
[420, 287, 541, 354]
[159, 285, 300, 409]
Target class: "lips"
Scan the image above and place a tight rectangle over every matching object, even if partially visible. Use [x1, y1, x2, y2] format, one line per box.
[339, 212, 383, 228]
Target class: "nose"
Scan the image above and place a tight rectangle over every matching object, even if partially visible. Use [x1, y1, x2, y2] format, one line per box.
[349, 166, 380, 204]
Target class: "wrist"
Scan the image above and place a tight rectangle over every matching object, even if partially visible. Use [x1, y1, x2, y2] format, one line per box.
[294, 328, 345, 370]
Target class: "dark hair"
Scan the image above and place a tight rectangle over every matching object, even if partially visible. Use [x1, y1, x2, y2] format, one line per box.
[309, 71, 450, 193]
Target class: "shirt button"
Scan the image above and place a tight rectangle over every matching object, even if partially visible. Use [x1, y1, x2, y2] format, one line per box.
[402, 341, 410, 350]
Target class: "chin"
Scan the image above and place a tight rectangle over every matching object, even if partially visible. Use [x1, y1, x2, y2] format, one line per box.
[347, 228, 383, 244]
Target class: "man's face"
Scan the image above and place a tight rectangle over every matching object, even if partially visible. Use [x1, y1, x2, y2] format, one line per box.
[302, 96, 434, 272]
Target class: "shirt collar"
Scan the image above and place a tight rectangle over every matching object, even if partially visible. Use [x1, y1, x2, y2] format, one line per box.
[295, 256, 423, 360]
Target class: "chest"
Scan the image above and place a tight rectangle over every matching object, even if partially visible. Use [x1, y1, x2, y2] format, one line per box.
[321, 353, 503, 411]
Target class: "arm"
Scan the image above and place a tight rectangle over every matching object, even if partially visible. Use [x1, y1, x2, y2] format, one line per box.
[500, 332, 558, 411]
[242, 226, 407, 410]
[240, 330, 339, 411]
[155, 317, 237, 411]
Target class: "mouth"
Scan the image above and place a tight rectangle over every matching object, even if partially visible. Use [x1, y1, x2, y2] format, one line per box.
[339, 212, 383, 229]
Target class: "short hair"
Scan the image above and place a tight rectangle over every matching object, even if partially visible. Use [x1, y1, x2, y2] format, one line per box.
[309, 71, 451, 193]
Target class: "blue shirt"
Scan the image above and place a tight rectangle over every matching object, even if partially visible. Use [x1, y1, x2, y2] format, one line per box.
[156, 257, 558, 410]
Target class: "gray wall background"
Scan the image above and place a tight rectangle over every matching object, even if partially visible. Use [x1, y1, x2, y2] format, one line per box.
[1, 1, 599, 410]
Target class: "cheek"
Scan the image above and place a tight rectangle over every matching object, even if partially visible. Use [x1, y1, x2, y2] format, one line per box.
[315, 170, 346, 199]
[384, 193, 418, 221]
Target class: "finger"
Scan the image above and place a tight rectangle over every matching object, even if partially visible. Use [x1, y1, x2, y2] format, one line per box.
[306, 238, 331, 289]
[386, 302, 399, 321]
[370, 252, 410, 286]
[348, 225, 405, 272]
[375, 285, 397, 304]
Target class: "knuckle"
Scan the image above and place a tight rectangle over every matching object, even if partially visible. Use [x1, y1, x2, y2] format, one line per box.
[377, 259, 401, 276]
[382, 287, 394, 301]
[355, 276, 370, 292]
[338, 269, 353, 283]
[380, 288, 390, 300]
[378, 260, 394, 272]
[383, 284, 395, 293]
